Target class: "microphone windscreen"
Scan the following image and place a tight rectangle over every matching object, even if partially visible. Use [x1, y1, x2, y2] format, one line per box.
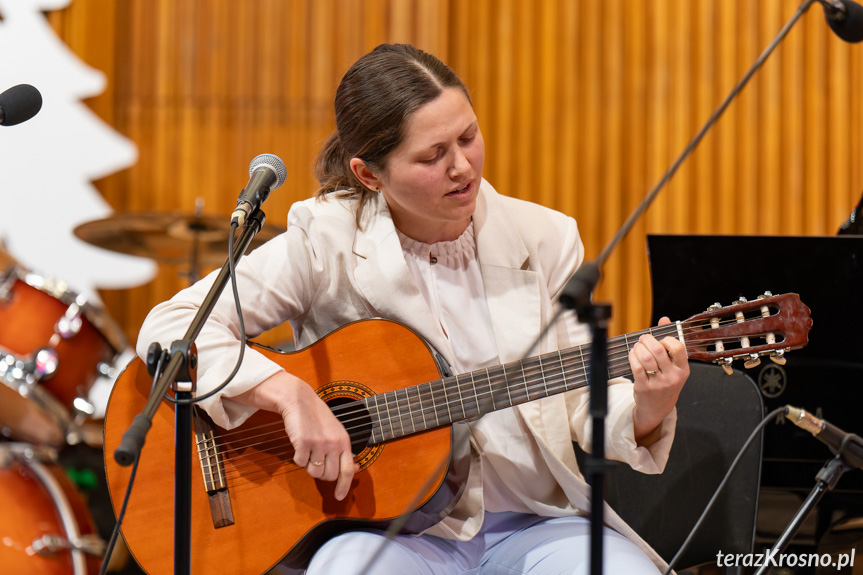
[0, 84, 43, 126]
[825, 0, 863, 43]
[249, 153, 288, 190]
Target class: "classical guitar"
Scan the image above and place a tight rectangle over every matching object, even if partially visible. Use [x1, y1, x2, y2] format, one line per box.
[103, 292, 811, 574]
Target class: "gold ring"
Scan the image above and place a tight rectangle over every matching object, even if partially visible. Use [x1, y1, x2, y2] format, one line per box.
[646, 370, 658, 376]
[310, 460, 324, 466]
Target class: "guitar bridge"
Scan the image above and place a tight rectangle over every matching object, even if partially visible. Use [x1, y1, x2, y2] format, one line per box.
[193, 406, 235, 529]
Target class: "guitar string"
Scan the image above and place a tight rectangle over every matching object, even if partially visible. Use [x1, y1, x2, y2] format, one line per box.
[205, 315, 780, 449]
[202, 336, 783, 485]
[205, 348, 611, 481]
[205, 339, 643, 457]
[208, 313, 776, 443]
[195, 315, 789, 483]
[202, 319, 783, 461]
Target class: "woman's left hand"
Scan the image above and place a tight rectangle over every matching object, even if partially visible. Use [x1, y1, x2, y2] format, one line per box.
[629, 316, 690, 446]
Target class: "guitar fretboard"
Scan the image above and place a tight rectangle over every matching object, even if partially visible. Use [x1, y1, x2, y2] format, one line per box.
[364, 323, 682, 444]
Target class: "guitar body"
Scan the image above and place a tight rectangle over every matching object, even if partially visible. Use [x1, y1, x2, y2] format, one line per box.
[103, 319, 467, 574]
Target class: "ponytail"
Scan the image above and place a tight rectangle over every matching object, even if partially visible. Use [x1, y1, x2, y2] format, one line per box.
[313, 131, 378, 228]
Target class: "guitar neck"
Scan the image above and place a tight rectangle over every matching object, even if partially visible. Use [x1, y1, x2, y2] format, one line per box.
[364, 323, 681, 444]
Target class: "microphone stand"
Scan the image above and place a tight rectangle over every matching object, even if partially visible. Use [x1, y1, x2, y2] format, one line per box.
[753, 454, 854, 575]
[557, 2, 821, 574]
[112, 209, 268, 575]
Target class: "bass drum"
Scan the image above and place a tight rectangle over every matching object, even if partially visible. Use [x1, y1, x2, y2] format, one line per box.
[0, 442, 104, 574]
[0, 267, 127, 446]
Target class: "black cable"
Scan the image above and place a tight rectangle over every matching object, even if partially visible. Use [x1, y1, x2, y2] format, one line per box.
[165, 221, 248, 405]
[662, 406, 786, 575]
[98, 454, 139, 575]
[101, 354, 171, 573]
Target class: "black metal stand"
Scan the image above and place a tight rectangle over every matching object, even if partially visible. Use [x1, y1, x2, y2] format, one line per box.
[585, 304, 614, 575]
[175, 389, 193, 573]
[560, 263, 613, 575]
[552, 4, 829, 573]
[753, 455, 853, 575]
[113, 210, 268, 575]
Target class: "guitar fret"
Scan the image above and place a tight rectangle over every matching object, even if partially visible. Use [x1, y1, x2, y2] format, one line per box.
[400, 388, 412, 435]
[367, 395, 380, 444]
[394, 389, 410, 437]
[484, 367, 497, 412]
[538, 356, 549, 396]
[469, 371, 481, 417]
[380, 394, 391, 443]
[454, 375, 468, 420]
[441, 377, 453, 424]
[401, 390, 410, 436]
[413, 385, 427, 432]
[383, 392, 396, 441]
[579, 345, 589, 385]
[429, 380, 443, 427]
[520, 358, 531, 402]
[501, 363, 514, 407]
[555, 351, 567, 392]
[543, 352, 563, 395]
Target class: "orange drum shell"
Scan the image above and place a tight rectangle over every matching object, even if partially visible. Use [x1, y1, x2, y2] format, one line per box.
[0, 279, 117, 409]
[0, 457, 102, 574]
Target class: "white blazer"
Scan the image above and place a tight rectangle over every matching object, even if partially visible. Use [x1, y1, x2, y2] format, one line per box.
[137, 179, 677, 570]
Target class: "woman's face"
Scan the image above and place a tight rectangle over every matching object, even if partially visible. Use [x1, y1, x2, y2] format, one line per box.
[374, 87, 485, 244]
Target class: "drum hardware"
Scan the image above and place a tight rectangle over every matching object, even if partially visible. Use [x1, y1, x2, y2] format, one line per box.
[19, 270, 127, 352]
[0, 442, 105, 574]
[32, 532, 107, 558]
[0, 266, 127, 447]
[55, 297, 86, 340]
[97, 361, 118, 379]
[0, 268, 17, 301]
[1, 345, 59, 383]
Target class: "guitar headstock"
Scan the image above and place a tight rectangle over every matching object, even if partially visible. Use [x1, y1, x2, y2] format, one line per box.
[682, 292, 812, 373]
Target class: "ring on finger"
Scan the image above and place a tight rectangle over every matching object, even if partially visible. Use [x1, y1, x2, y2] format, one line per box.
[310, 460, 325, 466]
[646, 370, 660, 376]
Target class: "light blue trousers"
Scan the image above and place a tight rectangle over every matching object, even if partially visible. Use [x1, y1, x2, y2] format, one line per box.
[291, 512, 660, 574]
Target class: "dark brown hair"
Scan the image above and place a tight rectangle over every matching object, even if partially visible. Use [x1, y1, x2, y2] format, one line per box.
[314, 44, 470, 225]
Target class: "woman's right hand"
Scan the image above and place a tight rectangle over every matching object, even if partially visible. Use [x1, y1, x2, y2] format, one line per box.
[229, 371, 358, 501]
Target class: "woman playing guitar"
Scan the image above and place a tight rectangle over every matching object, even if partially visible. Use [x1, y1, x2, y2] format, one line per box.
[136, 44, 689, 574]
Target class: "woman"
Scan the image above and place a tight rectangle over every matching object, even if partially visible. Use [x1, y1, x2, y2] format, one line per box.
[137, 43, 689, 574]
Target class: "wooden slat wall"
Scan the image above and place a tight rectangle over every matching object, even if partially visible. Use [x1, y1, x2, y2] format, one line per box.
[47, 0, 863, 345]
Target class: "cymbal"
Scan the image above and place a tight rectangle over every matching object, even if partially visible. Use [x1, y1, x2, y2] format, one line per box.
[74, 211, 282, 267]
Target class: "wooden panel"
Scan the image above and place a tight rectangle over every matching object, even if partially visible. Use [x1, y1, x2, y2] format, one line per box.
[45, 0, 863, 345]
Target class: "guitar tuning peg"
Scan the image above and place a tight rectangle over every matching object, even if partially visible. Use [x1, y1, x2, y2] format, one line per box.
[744, 353, 761, 369]
[733, 296, 748, 305]
[757, 291, 773, 299]
[770, 350, 787, 365]
[717, 357, 734, 375]
[707, 302, 721, 312]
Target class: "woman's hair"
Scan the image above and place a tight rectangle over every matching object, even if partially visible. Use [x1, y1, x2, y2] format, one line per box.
[314, 44, 470, 225]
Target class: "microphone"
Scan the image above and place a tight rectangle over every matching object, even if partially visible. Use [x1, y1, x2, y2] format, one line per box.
[820, 0, 863, 43]
[231, 153, 287, 226]
[0, 84, 42, 126]
[785, 406, 863, 470]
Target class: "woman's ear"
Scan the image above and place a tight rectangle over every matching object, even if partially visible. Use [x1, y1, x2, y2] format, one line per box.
[349, 158, 382, 191]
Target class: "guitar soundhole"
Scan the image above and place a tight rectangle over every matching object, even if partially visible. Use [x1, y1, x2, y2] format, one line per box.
[328, 397, 372, 455]
[318, 381, 382, 472]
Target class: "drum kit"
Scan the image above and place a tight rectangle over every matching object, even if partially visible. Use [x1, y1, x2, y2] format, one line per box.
[0, 210, 280, 574]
